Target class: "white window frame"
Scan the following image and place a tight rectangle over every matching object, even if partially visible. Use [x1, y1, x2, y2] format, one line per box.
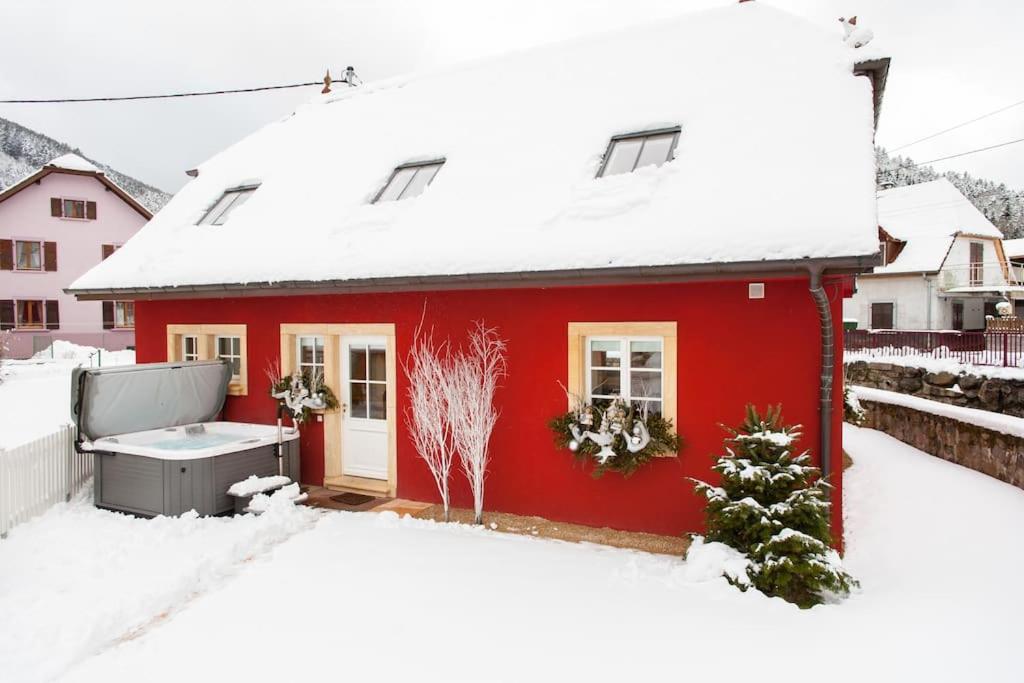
[296, 335, 326, 377]
[198, 185, 259, 226]
[13, 239, 43, 271]
[114, 301, 135, 329]
[585, 335, 665, 415]
[182, 334, 200, 361]
[216, 335, 243, 379]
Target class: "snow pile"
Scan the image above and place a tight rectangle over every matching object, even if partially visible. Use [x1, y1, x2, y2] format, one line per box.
[226, 475, 292, 497]
[46, 153, 100, 173]
[30, 339, 136, 366]
[852, 385, 1024, 438]
[845, 351, 1024, 380]
[0, 487, 320, 682]
[71, 2, 881, 293]
[245, 483, 307, 513]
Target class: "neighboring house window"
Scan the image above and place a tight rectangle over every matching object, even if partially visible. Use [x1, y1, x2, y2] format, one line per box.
[1, 299, 59, 331]
[51, 197, 96, 220]
[114, 301, 135, 329]
[17, 300, 44, 328]
[952, 301, 964, 330]
[1, 240, 56, 271]
[969, 242, 984, 286]
[871, 302, 895, 330]
[15, 240, 41, 270]
[101, 244, 121, 260]
[566, 322, 678, 439]
[182, 335, 200, 361]
[597, 127, 681, 178]
[297, 335, 325, 377]
[587, 337, 664, 416]
[373, 160, 445, 203]
[198, 186, 258, 225]
[166, 325, 248, 395]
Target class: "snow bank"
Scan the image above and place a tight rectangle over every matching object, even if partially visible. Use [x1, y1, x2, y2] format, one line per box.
[852, 385, 1024, 439]
[71, 2, 881, 293]
[0, 487, 320, 682]
[845, 351, 1024, 380]
[30, 339, 136, 366]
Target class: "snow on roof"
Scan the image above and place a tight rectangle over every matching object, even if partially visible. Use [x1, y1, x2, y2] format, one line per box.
[71, 2, 883, 293]
[1002, 238, 1024, 259]
[872, 179, 1003, 275]
[46, 153, 100, 173]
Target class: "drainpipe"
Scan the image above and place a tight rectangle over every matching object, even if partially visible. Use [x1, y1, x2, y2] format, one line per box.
[808, 267, 833, 493]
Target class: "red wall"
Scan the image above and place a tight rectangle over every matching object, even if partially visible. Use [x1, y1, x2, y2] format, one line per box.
[134, 276, 847, 539]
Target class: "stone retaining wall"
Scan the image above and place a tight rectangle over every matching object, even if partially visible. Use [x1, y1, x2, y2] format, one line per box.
[856, 399, 1024, 490]
[845, 360, 1024, 418]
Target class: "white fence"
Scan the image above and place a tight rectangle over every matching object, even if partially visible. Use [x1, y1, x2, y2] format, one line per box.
[0, 424, 92, 537]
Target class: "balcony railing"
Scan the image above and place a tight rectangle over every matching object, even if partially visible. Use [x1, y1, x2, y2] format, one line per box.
[938, 261, 1019, 292]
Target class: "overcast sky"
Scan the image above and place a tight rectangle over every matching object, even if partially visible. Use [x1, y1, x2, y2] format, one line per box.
[1, 0, 1021, 193]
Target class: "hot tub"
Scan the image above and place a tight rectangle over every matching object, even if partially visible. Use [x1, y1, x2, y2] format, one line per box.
[72, 361, 301, 518]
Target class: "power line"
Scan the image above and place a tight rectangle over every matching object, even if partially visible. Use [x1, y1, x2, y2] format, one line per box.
[916, 137, 1024, 165]
[0, 81, 322, 104]
[890, 97, 1024, 152]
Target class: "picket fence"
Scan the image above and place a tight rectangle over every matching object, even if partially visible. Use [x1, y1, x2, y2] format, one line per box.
[0, 424, 92, 537]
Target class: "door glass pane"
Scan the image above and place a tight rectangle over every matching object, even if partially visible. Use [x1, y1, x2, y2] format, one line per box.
[350, 347, 367, 380]
[630, 370, 662, 399]
[349, 382, 368, 418]
[589, 340, 621, 367]
[376, 167, 417, 203]
[630, 340, 662, 369]
[635, 133, 676, 169]
[601, 138, 643, 176]
[369, 383, 387, 420]
[368, 346, 386, 381]
[590, 369, 621, 396]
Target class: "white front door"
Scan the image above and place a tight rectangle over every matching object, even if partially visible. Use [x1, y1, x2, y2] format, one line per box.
[341, 336, 389, 480]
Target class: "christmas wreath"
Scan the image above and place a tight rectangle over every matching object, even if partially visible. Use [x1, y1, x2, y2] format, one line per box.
[270, 370, 340, 423]
[549, 397, 681, 477]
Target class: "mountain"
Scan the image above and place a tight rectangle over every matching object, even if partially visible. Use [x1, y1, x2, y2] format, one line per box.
[0, 116, 171, 213]
[876, 147, 1024, 238]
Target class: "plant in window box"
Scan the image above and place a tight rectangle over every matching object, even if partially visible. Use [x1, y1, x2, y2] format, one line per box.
[549, 393, 681, 477]
[267, 365, 339, 423]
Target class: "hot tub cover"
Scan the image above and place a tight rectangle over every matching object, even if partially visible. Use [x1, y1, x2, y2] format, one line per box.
[72, 360, 232, 440]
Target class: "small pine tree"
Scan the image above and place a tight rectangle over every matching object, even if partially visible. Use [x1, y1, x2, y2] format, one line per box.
[692, 405, 858, 608]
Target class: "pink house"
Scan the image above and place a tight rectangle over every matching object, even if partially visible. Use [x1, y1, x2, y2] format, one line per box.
[0, 154, 152, 358]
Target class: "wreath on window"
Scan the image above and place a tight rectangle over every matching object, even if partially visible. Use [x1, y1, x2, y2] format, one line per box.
[549, 396, 681, 477]
[269, 369, 340, 423]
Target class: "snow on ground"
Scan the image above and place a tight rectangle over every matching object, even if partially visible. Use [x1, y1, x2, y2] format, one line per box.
[0, 489, 319, 682]
[0, 425, 1010, 682]
[0, 342, 134, 449]
[845, 351, 1024, 379]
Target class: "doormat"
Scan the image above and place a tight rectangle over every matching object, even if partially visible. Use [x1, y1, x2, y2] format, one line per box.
[330, 492, 378, 507]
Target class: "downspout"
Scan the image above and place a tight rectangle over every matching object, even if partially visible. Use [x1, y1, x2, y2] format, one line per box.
[808, 266, 833, 493]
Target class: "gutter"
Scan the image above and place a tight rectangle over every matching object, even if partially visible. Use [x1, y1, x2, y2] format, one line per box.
[66, 254, 880, 301]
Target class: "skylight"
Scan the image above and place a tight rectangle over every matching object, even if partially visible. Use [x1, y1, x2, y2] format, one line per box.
[198, 186, 258, 225]
[597, 128, 681, 178]
[373, 160, 445, 203]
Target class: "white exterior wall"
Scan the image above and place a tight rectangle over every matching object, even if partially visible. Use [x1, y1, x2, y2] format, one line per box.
[845, 275, 938, 330]
[938, 237, 1005, 290]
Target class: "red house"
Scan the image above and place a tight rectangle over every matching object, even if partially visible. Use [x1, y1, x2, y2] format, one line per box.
[69, 3, 889, 539]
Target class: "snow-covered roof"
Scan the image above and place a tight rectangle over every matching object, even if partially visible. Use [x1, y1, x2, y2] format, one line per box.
[1002, 238, 1024, 260]
[46, 153, 100, 173]
[70, 2, 885, 295]
[872, 179, 1004, 275]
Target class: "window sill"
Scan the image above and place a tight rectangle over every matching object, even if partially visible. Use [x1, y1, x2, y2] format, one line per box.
[13, 327, 48, 332]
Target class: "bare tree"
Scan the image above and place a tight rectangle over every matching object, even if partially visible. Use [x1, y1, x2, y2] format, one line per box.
[446, 322, 507, 525]
[403, 326, 457, 521]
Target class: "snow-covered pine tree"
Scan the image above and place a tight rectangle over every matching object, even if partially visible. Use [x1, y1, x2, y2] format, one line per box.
[692, 405, 857, 608]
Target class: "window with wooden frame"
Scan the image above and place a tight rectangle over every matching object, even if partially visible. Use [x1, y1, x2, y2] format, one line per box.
[373, 159, 445, 203]
[566, 322, 677, 440]
[1, 240, 56, 272]
[101, 244, 121, 260]
[597, 127, 681, 178]
[1, 299, 59, 331]
[166, 324, 248, 395]
[50, 197, 96, 220]
[114, 301, 135, 329]
[198, 185, 258, 226]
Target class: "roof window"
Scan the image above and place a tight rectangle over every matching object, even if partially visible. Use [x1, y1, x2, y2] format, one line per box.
[373, 160, 445, 203]
[597, 127, 680, 178]
[198, 185, 258, 225]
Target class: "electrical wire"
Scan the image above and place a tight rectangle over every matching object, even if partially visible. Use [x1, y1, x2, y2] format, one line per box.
[915, 137, 1024, 166]
[890, 97, 1024, 152]
[0, 81, 322, 104]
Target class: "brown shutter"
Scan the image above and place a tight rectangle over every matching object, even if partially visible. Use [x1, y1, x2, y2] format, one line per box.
[102, 301, 115, 329]
[45, 300, 60, 330]
[43, 242, 58, 271]
[86, 201, 97, 220]
[50, 197, 62, 217]
[0, 300, 14, 330]
[0, 240, 12, 270]
[101, 244, 115, 260]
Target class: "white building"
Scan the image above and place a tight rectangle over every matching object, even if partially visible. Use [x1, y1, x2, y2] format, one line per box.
[844, 178, 1017, 331]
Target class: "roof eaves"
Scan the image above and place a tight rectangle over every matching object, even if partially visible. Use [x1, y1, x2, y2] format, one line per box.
[854, 57, 890, 132]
